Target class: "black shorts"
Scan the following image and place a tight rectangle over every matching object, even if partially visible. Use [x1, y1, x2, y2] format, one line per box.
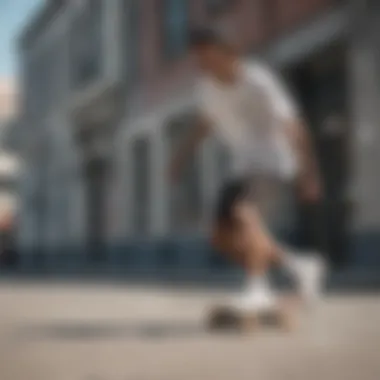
[214, 177, 256, 224]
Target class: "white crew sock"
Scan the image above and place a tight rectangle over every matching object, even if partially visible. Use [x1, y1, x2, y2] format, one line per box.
[277, 245, 301, 277]
[278, 247, 326, 303]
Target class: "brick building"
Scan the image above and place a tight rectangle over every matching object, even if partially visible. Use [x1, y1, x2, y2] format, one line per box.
[14, 0, 380, 275]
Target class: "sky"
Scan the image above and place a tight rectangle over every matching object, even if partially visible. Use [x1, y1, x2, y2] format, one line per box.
[0, 0, 42, 77]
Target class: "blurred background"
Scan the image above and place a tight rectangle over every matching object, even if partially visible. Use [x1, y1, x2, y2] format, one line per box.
[0, 0, 379, 281]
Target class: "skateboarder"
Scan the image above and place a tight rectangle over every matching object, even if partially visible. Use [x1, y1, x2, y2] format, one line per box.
[169, 28, 325, 313]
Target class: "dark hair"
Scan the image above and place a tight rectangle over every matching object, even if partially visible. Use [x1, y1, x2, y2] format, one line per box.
[189, 27, 230, 50]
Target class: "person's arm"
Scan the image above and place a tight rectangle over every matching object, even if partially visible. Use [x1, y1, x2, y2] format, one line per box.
[285, 119, 322, 202]
[168, 115, 210, 182]
[252, 63, 322, 201]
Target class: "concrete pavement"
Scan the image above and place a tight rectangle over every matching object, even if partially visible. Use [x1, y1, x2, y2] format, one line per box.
[1, 281, 380, 380]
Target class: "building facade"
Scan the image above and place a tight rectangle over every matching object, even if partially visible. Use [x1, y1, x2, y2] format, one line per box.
[0, 79, 19, 219]
[0, 78, 20, 267]
[14, 0, 380, 276]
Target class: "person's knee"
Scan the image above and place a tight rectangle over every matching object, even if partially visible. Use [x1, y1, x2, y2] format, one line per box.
[231, 201, 276, 259]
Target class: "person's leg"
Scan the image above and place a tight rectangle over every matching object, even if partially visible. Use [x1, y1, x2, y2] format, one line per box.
[230, 200, 280, 275]
[211, 178, 281, 312]
[253, 177, 328, 307]
[211, 179, 279, 273]
[212, 177, 326, 309]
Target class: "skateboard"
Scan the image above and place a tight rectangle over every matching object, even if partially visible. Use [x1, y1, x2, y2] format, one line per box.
[206, 304, 294, 332]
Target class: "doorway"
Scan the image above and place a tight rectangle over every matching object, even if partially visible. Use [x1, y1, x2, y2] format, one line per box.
[77, 124, 110, 264]
[286, 43, 351, 268]
[84, 157, 108, 262]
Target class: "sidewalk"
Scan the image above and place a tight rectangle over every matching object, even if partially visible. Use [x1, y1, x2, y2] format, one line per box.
[1, 282, 380, 380]
[1, 266, 380, 292]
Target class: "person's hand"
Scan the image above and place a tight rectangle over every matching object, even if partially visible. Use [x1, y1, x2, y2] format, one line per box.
[298, 174, 323, 203]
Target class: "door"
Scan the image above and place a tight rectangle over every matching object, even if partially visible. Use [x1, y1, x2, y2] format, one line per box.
[287, 45, 351, 267]
[84, 158, 108, 262]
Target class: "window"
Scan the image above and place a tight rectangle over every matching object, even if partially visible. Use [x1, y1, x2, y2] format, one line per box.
[161, 0, 189, 60]
[122, 0, 140, 84]
[70, 0, 103, 88]
[131, 137, 150, 235]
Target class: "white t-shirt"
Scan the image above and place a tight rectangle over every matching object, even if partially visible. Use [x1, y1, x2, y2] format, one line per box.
[197, 61, 299, 180]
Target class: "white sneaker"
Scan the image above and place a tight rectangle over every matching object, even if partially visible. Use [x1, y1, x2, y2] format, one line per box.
[229, 278, 278, 313]
[292, 252, 327, 307]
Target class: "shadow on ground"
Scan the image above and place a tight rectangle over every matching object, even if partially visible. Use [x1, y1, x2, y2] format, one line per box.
[12, 320, 209, 342]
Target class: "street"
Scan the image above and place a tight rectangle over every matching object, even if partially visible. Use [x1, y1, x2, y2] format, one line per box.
[0, 281, 380, 380]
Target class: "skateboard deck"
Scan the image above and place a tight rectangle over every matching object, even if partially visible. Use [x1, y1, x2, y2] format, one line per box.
[207, 305, 284, 331]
